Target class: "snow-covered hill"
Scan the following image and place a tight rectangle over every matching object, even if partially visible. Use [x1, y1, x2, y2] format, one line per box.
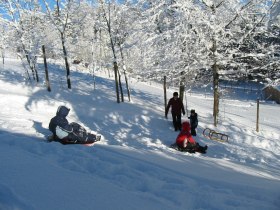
[0, 57, 279, 210]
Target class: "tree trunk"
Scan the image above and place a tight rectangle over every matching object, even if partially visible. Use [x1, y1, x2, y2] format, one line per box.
[61, 32, 71, 89]
[113, 61, 120, 103]
[22, 44, 37, 82]
[24, 49, 36, 81]
[18, 54, 31, 81]
[42, 45, 51, 92]
[119, 44, 130, 102]
[211, 31, 219, 126]
[213, 62, 219, 127]
[118, 70, 124, 102]
[124, 70, 131, 102]
[179, 71, 185, 103]
[91, 40, 96, 90]
[2, 51, 4, 65]
[34, 64, 39, 83]
[32, 56, 39, 83]
[92, 62, 96, 90]
[102, 4, 120, 103]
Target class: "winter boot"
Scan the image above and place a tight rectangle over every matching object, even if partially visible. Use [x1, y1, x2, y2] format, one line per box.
[95, 135, 101, 142]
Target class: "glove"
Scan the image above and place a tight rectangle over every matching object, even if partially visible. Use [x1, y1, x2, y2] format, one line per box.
[182, 112, 185, 115]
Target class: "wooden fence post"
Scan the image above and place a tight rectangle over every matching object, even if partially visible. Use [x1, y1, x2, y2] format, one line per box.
[164, 76, 167, 117]
[42, 45, 51, 92]
[256, 99, 259, 132]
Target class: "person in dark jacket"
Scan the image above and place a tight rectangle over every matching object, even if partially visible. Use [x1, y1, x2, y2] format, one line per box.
[188, 109, 198, 136]
[176, 121, 207, 153]
[165, 92, 185, 131]
[49, 105, 101, 144]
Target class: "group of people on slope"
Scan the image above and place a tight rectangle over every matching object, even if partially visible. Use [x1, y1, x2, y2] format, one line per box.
[166, 92, 207, 154]
[48, 92, 207, 153]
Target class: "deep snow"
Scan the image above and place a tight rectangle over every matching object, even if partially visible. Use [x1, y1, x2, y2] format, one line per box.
[0, 57, 279, 210]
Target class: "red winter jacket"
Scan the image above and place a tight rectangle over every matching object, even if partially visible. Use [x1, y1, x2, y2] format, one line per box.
[176, 121, 196, 148]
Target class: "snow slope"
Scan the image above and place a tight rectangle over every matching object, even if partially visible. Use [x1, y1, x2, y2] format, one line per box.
[0, 57, 279, 210]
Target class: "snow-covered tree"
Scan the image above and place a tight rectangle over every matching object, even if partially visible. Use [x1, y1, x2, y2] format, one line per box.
[0, 21, 9, 65]
[0, 0, 42, 81]
[94, 0, 140, 103]
[200, 0, 279, 125]
[0, 0, 278, 111]
[42, 0, 84, 89]
[136, 0, 279, 126]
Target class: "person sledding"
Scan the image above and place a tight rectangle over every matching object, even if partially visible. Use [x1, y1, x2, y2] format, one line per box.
[48, 105, 101, 144]
[175, 121, 207, 154]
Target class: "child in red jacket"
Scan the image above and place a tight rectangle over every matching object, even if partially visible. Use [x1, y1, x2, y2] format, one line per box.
[176, 121, 207, 153]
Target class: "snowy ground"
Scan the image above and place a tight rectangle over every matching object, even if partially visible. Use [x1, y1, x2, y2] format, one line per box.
[0, 57, 279, 210]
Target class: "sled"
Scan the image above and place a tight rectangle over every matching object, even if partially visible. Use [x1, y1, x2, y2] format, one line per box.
[47, 134, 101, 146]
[203, 128, 229, 142]
[169, 143, 207, 154]
[170, 143, 182, 151]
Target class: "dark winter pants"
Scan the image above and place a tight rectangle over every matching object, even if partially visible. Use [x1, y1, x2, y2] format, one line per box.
[191, 127, 197, 136]
[172, 112, 182, 131]
[70, 122, 97, 143]
[180, 143, 207, 154]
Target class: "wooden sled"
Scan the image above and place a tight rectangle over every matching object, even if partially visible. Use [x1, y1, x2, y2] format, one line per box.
[203, 128, 229, 142]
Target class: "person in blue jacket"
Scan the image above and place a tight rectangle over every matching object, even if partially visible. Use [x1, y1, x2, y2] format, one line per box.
[188, 109, 198, 136]
[49, 106, 101, 144]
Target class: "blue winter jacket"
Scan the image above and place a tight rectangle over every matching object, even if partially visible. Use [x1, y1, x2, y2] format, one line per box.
[49, 106, 73, 137]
